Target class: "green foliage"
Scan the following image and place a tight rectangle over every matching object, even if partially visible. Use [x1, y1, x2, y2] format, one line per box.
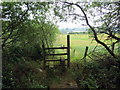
[2, 47, 62, 88]
[69, 54, 120, 89]
[2, 56, 47, 88]
[90, 2, 102, 7]
[1, 2, 57, 48]
[2, 2, 60, 88]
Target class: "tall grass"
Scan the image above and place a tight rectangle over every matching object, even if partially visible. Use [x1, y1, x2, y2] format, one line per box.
[53, 34, 100, 60]
[52, 34, 120, 61]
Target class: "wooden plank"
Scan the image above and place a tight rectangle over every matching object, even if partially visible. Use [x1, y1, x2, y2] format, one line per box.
[46, 59, 67, 62]
[46, 60, 60, 61]
[45, 47, 68, 50]
[46, 53, 68, 56]
[67, 35, 70, 68]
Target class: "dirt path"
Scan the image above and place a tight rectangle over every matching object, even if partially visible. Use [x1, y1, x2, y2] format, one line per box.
[50, 79, 78, 88]
[49, 71, 78, 88]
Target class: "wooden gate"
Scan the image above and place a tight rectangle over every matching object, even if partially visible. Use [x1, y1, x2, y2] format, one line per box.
[42, 35, 70, 68]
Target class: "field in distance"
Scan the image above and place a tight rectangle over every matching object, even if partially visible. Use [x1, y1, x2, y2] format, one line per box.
[54, 34, 105, 60]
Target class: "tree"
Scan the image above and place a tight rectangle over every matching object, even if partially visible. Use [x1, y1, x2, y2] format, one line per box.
[2, 2, 60, 88]
[2, 2, 30, 47]
[86, 2, 120, 53]
[1, 2, 58, 48]
[54, 1, 120, 57]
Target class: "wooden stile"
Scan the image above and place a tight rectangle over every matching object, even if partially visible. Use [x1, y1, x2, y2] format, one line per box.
[42, 35, 70, 68]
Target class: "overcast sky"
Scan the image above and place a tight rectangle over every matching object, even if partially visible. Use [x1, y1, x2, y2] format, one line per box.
[1, 1, 104, 29]
[55, 4, 93, 29]
[55, 3, 103, 29]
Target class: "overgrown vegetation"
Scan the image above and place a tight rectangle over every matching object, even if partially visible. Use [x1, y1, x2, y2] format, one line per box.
[2, 2, 59, 88]
[1, 1, 120, 89]
[59, 1, 120, 57]
[69, 54, 120, 88]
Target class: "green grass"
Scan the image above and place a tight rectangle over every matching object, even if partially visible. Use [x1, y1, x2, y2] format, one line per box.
[53, 34, 101, 60]
[53, 34, 120, 61]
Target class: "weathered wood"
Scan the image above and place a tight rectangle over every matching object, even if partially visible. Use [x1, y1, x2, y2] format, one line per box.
[84, 46, 88, 59]
[60, 57, 66, 72]
[46, 59, 67, 62]
[46, 60, 60, 61]
[45, 47, 68, 50]
[46, 53, 68, 56]
[42, 35, 70, 68]
[42, 44, 46, 68]
[67, 35, 70, 67]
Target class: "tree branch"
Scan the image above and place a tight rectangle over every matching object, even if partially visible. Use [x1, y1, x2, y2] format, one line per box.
[111, 40, 119, 53]
[63, 2, 116, 57]
[2, 3, 30, 48]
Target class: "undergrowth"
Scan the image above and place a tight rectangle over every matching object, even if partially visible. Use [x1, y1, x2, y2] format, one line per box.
[69, 54, 120, 89]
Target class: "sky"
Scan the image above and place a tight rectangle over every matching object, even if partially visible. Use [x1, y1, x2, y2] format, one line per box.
[56, 6, 87, 29]
[0, 1, 103, 29]
[55, 4, 90, 29]
[55, 3, 102, 29]
[57, 21, 89, 29]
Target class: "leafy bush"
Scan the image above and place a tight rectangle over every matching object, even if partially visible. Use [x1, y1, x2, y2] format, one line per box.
[2, 44, 45, 88]
[2, 45, 62, 88]
[2, 54, 48, 88]
[69, 55, 120, 89]
[12, 61, 48, 88]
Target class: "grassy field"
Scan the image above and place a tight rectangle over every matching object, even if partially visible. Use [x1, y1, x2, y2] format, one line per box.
[53, 34, 120, 61]
[53, 34, 104, 61]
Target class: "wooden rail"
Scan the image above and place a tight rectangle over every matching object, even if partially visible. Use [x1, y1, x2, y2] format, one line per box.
[45, 47, 68, 49]
[46, 59, 68, 62]
[46, 53, 68, 56]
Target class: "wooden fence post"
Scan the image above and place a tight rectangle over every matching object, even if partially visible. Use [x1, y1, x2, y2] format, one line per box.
[67, 35, 70, 67]
[42, 44, 46, 68]
[83, 46, 88, 62]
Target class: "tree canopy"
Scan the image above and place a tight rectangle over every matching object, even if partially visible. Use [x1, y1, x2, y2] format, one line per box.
[53, 1, 120, 57]
[1, 1, 120, 88]
[1, 2, 59, 48]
